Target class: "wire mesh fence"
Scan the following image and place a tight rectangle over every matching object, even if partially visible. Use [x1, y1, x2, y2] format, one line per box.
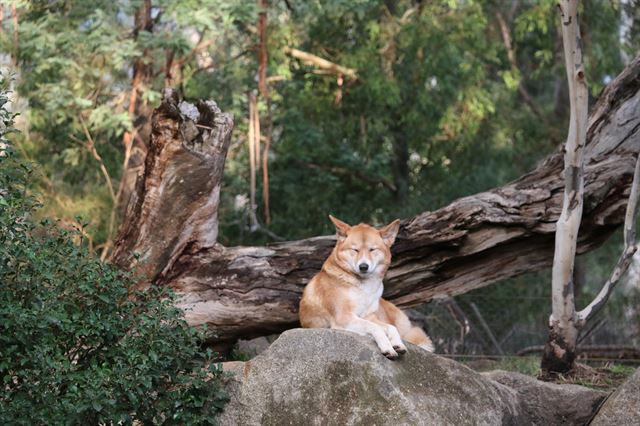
[411, 264, 640, 365]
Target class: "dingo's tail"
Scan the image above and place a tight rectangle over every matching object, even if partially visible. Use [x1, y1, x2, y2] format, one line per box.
[404, 326, 435, 353]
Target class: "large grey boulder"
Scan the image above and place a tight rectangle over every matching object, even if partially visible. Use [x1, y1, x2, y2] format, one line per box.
[219, 328, 602, 425]
[591, 367, 640, 425]
[483, 371, 606, 426]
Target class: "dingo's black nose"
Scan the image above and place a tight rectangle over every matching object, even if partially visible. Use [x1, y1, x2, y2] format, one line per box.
[359, 263, 369, 272]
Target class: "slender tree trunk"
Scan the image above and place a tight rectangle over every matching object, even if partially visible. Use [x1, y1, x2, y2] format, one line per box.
[392, 125, 409, 205]
[118, 0, 154, 215]
[541, 0, 587, 375]
[379, 5, 410, 207]
[247, 92, 260, 230]
[495, 7, 546, 122]
[257, 0, 268, 99]
[164, 48, 182, 90]
[257, 0, 272, 225]
[103, 0, 155, 260]
[11, 2, 18, 57]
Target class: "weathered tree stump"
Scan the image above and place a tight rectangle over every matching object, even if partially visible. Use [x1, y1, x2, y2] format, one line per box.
[113, 57, 640, 346]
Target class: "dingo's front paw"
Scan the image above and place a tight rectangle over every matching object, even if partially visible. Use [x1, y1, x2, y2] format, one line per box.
[382, 349, 399, 360]
[393, 345, 407, 355]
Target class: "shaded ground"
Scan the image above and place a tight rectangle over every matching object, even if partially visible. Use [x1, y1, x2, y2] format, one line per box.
[463, 356, 637, 390]
[545, 363, 637, 390]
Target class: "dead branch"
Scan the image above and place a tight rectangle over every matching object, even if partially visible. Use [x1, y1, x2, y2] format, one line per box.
[284, 47, 358, 80]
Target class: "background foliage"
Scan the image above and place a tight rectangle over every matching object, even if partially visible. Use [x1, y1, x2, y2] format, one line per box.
[3, 0, 635, 245]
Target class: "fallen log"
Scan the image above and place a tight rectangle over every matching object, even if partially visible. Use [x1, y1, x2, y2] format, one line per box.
[113, 57, 640, 346]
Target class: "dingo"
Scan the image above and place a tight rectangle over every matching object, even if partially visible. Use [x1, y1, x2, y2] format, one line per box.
[299, 215, 434, 359]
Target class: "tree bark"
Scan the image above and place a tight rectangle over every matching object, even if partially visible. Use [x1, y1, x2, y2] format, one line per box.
[541, 0, 588, 375]
[113, 55, 640, 347]
[118, 0, 155, 216]
[112, 90, 233, 282]
[391, 124, 409, 205]
[257, 0, 272, 225]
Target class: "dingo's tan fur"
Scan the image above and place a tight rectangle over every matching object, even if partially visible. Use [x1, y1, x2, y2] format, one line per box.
[299, 216, 434, 359]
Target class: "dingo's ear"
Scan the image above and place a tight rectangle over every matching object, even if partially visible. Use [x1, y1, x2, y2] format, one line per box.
[329, 215, 351, 240]
[379, 219, 401, 246]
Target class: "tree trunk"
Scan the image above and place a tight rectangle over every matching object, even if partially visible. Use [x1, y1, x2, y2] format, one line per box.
[541, 0, 588, 375]
[392, 125, 409, 205]
[113, 55, 640, 347]
[112, 90, 233, 282]
[118, 0, 155, 215]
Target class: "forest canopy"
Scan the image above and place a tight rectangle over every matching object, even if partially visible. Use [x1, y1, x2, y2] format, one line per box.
[3, 0, 637, 254]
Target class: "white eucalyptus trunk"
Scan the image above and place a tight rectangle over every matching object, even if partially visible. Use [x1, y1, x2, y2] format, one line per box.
[541, 0, 588, 374]
[542, 0, 640, 374]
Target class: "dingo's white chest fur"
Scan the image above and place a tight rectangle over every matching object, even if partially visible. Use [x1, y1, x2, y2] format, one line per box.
[349, 277, 383, 317]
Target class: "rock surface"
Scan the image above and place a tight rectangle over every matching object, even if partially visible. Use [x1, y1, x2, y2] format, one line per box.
[218, 329, 605, 425]
[236, 335, 273, 358]
[483, 370, 606, 426]
[590, 367, 640, 425]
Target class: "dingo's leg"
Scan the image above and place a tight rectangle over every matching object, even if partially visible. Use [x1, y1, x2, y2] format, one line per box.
[378, 299, 435, 353]
[366, 315, 407, 354]
[333, 315, 399, 359]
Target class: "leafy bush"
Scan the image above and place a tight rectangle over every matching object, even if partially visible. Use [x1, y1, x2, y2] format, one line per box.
[0, 77, 227, 424]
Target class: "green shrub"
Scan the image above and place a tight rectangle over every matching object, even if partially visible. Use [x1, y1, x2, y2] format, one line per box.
[0, 78, 227, 424]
